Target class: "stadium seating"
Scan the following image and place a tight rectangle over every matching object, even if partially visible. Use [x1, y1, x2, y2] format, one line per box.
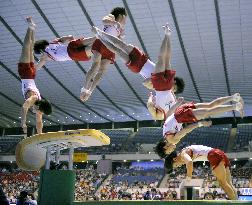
[1, 162, 252, 202]
[0, 135, 24, 154]
[131, 127, 162, 144]
[101, 129, 133, 144]
[1, 124, 252, 154]
[111, 166, 163, 186]
[232, 124, 252, 152]
[76, 129, 133, 154]
[177, 124, 232, 151]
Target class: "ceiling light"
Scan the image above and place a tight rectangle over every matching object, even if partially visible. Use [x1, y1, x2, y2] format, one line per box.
[106, 114, 109, 117]
[86, 118, 88, 121]
[94, 116, 97, 118]
[132, 113, 135, 115]
[150, 159, 154, 162]
[65, 117, 68, 119]
[73, 120, 75, 122]
[90, 121, 93, 123]
[80, 116, 82, 118]
[18, 116, 21, 119]
[88, 113, 91, 115]
[13, 122, 16, 124]
[57, 120, 60, 122]
[28, 121, 31, 123]
[49, 122, 52, 125]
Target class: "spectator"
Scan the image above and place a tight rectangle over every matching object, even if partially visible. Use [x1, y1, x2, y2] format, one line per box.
[0, 185, 9, 205]
[204, 192, 214, 200]
[1, 161, 251, 201]
[16, 191, 36, 205]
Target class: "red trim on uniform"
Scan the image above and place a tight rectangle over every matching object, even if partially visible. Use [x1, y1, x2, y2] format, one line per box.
[91, 39, 115, 63]
[18, 62, 36, 79]
[174, 102, 197, 123]
[126, 47, 148, 73]
[151, 69, 176, 91]
[207, 148, 231, 170]
[67, 38, 90, 61]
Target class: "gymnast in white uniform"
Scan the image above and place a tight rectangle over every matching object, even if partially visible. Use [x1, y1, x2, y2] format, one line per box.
[163, 145, 237, 200]
[80, 7, 128, 101]
[18, 17, 52, 134]
[92, 24, 185, 120]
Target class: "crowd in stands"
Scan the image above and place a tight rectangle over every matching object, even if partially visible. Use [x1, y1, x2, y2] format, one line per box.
[95, 165, 163, 200]
[94, 163, 252, 201]
[0, 124, 251, 203]
[0, 167, 39, 204]
[96, 186, 178, 200]
[1, 161, 252, 203]
[74, 165, 107, 201]
[232, 167, 252, 188]
[112, 166, 163, 187]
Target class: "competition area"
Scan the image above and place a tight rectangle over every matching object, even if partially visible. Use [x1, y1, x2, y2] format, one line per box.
[3, 128, 251, 205]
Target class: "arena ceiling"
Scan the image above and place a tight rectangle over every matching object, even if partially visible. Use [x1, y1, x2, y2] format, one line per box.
[0, 0, 251, 128]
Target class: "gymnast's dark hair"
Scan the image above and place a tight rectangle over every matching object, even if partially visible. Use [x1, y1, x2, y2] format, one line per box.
[155, 138, 167, 159]
[164, 151, 177, 174]
[110, 7, 127, 19]
[35, 99, 52, 115]
[174, 76, 185, 94]
[34, 40, 49, 54]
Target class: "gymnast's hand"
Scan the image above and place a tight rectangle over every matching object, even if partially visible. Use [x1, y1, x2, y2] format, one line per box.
[200, 121, 212, 127]
[148, 92, 156, 104]
[22, 123, 27, 134]
[186, 176, 192, 181]
[176, 97, 184, 104]
[143, 78, 154, 90]
[80, 89, 92, 102]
